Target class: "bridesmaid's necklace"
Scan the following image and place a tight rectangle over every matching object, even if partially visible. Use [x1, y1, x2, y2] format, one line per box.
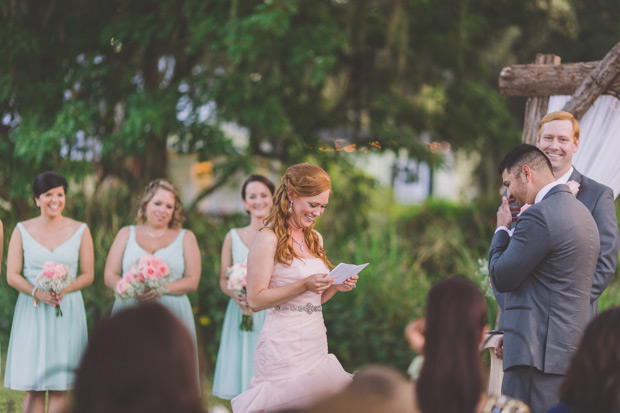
[146, 228, 166, 238]
[291, 235, 305, 252]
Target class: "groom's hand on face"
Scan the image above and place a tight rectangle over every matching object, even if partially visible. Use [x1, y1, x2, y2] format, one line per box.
[496, 196, 513, 228]
[507, 194, 520, 223]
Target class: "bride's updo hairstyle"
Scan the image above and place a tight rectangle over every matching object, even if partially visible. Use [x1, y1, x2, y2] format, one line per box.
[136, 179, 185, 229]
[264, 163, 332, 269]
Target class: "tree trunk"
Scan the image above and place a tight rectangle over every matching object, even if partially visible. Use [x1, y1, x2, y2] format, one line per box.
[144, 134, 168, 181]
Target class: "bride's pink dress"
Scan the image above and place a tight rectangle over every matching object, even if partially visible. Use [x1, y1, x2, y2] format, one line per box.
[231, 257, 352, 413]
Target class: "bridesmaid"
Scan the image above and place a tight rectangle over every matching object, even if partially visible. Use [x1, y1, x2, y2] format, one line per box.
[213, 174, 275, 399]
[104, 179, 201, 362]
[4, 172, 94, 413]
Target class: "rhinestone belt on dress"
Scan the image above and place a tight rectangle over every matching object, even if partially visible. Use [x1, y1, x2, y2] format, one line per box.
[273, 302, 322, 314]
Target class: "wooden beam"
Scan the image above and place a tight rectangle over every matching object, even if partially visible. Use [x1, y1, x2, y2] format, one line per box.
[521, 54, 561, 144]
[563, 39, 620, 119]
[499, 61, 620, 97]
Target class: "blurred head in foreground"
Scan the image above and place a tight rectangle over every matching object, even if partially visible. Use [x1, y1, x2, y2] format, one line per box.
[303, 365, 415, 413]
[557, 307, 620, 413]
[72, 303, 202, 413]
[416, 277, 488, 413]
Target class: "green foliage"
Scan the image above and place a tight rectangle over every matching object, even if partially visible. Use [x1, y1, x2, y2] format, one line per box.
[317, 184, 502, 371]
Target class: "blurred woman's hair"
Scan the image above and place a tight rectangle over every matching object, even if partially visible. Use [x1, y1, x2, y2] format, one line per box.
[136, 178, 185, 228]
[416, 277, 488, 413]
[558, 307, 620, 413]
[241, 174, 276, 199]
[304, 365, 415, 413]
[264, 163, 331, 268]
[72, 303, 202, 413]
[33, 171, 68, 200]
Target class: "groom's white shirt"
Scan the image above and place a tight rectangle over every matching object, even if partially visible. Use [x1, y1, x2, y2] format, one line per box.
[496, 180, 562, 237]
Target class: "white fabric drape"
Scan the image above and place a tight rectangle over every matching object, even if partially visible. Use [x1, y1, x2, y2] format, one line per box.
[547, 95, 620, 199]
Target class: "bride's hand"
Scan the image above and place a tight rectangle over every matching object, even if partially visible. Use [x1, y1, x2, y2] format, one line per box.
[304, 273, 333, 294]
[334, 274, 358, 292]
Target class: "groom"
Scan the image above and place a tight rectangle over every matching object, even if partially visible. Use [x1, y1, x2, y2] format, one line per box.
[536, 111, 619, 316]
[489, 144, 599, 413]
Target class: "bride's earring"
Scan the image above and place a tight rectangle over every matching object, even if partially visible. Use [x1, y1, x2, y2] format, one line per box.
[288, 200, 293, 213]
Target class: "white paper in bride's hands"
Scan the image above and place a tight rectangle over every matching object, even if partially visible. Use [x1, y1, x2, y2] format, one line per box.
[328, 262, 369, 284]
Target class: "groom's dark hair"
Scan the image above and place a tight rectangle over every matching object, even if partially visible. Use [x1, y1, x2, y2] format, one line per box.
[498, 144, 553, 176]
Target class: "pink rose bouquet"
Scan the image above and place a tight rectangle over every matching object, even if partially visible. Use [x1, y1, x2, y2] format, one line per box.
[115, 255, 170, 301]
[35, 262, 73, 317]
[226, 262, 253, 331]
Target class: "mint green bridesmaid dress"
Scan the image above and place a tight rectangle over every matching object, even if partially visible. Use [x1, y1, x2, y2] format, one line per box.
[110, 226, 198, 357]
[212, 229, 266, 399]
[4, 222, 88, 391]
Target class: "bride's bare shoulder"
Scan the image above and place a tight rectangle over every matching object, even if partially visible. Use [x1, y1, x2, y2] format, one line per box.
[256, 227, 278, 244]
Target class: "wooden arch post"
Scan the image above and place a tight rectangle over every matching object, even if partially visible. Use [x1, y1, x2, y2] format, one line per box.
[498, 39, 620, 143]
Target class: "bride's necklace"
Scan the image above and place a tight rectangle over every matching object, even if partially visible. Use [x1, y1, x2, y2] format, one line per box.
[291, 235, 305, 252]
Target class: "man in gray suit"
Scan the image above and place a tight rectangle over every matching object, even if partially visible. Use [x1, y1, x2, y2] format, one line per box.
[536, 111, 619, 317]
[495, 110, 618, 351]
[489, 144, 599, 413]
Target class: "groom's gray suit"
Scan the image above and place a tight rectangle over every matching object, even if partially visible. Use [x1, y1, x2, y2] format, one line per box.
[493, 167, 618, 326]
[489, 184, 599, 413]
[569, 168, 620, 316]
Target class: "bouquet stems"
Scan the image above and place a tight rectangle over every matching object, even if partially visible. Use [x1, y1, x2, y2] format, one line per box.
[55, 304, 63, 318]
[240, 314, 253, 331]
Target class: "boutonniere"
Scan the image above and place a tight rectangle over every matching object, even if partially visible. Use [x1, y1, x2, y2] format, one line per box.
[566, 180, 580, 196]
[517, 203, 531, 217]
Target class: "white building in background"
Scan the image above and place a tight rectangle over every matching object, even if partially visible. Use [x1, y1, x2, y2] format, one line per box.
[168, 126, 477, 215]
[168, 123, 280, 215]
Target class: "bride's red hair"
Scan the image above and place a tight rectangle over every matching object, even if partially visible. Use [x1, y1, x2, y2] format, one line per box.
[264, 163, 332, 269]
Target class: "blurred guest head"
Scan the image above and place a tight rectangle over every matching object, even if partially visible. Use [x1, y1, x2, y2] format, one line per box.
[72, 303, 202, 413]
[136, 178, 185, 228]
[557, 307, 620, 413]
[304, 365, 415, 413]
[416, 277, 488, 413]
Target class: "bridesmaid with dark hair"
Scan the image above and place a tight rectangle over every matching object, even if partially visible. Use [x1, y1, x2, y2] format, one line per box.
[213, 174, 275, 399]
[4, 171, 94, 413]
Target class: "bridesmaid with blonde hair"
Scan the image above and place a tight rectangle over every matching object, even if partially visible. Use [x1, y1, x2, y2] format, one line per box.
[104, 179, 201, 343]
[104, 179, 201, 366]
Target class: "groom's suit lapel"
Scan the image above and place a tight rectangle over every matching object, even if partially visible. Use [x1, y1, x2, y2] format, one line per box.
[540, 183, 571, 202]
